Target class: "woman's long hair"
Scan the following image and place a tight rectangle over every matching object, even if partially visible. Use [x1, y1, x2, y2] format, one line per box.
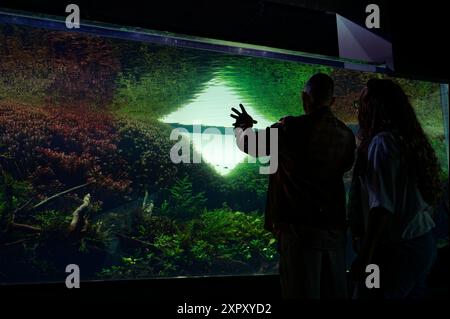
[357, 79, 442, 206]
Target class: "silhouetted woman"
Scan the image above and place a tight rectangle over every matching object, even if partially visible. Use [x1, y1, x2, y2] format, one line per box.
[349, 79, 441, 299]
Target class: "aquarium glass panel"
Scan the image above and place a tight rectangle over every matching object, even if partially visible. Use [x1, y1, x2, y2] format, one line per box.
[0, 11, 448, 283]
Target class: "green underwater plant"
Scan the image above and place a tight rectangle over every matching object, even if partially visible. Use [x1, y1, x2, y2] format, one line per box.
[192, 207, 277, 268]
[113, 45, 215, 121]
[33, 210, 71, 230]
[0, 171, 33, 234]
[116, 118, 177, 196]
[219, 56, 332, 121]
[158, 176, 207, 221]
[97, 203, 278, 279]
[223, 163, 269, 212]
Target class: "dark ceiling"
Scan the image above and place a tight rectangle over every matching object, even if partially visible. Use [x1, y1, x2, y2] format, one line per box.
[0, 0, 448, 82]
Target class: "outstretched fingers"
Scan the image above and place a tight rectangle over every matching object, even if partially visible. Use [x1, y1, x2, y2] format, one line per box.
[231, 107, 242, 116]
[239, 103, 247, 114]
[231, 104, 257, 126]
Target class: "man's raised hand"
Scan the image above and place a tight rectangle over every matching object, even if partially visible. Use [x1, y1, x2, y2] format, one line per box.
[230, 103, 257, 129]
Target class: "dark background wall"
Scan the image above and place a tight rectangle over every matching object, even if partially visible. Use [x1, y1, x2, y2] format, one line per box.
[0, 0, 448, 82]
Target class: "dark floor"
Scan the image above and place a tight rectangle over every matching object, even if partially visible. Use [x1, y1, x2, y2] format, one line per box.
[0, 247, 447, 301]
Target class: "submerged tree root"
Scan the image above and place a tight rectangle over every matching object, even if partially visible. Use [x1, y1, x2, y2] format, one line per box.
[34, 182, 92, 211]
[116, 233, 161, 251]
[68, 193, 91, 234]
[10, 223, 41, 232]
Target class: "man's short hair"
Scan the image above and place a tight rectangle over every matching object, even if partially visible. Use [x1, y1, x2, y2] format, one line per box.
[304, 73, 334, 105]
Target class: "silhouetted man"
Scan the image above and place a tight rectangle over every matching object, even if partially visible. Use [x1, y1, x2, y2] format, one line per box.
[231, 73, 355, 299]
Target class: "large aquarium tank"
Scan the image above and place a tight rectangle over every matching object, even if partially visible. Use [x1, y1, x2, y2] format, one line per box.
[0, 10, 448, 284]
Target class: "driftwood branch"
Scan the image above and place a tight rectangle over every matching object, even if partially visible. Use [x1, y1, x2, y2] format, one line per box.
[68, 194, 91, 233]
[3, 197, 41, 234]
[116, 233, 162, 253]
[216, 256, 252, 269]
[10, 222, 41, 232]
[141, 191, 154, 215]
[142, 191, 149, 210]
[34, 182, 92, 210]
[2, 234, 40, 247]
[0, 154, 13, 160]
[116, 233, 155, 247]
[14, 199, 33, 215]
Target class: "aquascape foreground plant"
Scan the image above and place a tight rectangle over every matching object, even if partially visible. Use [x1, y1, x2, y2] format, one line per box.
[223, 163, 269, 212]
[1, 100, 278, 281]
[98, 204, 278, 279]
[158, 176, 207, 221]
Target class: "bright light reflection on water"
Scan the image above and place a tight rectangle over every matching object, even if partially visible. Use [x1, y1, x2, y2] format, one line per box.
[161, 78, 273, 175]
